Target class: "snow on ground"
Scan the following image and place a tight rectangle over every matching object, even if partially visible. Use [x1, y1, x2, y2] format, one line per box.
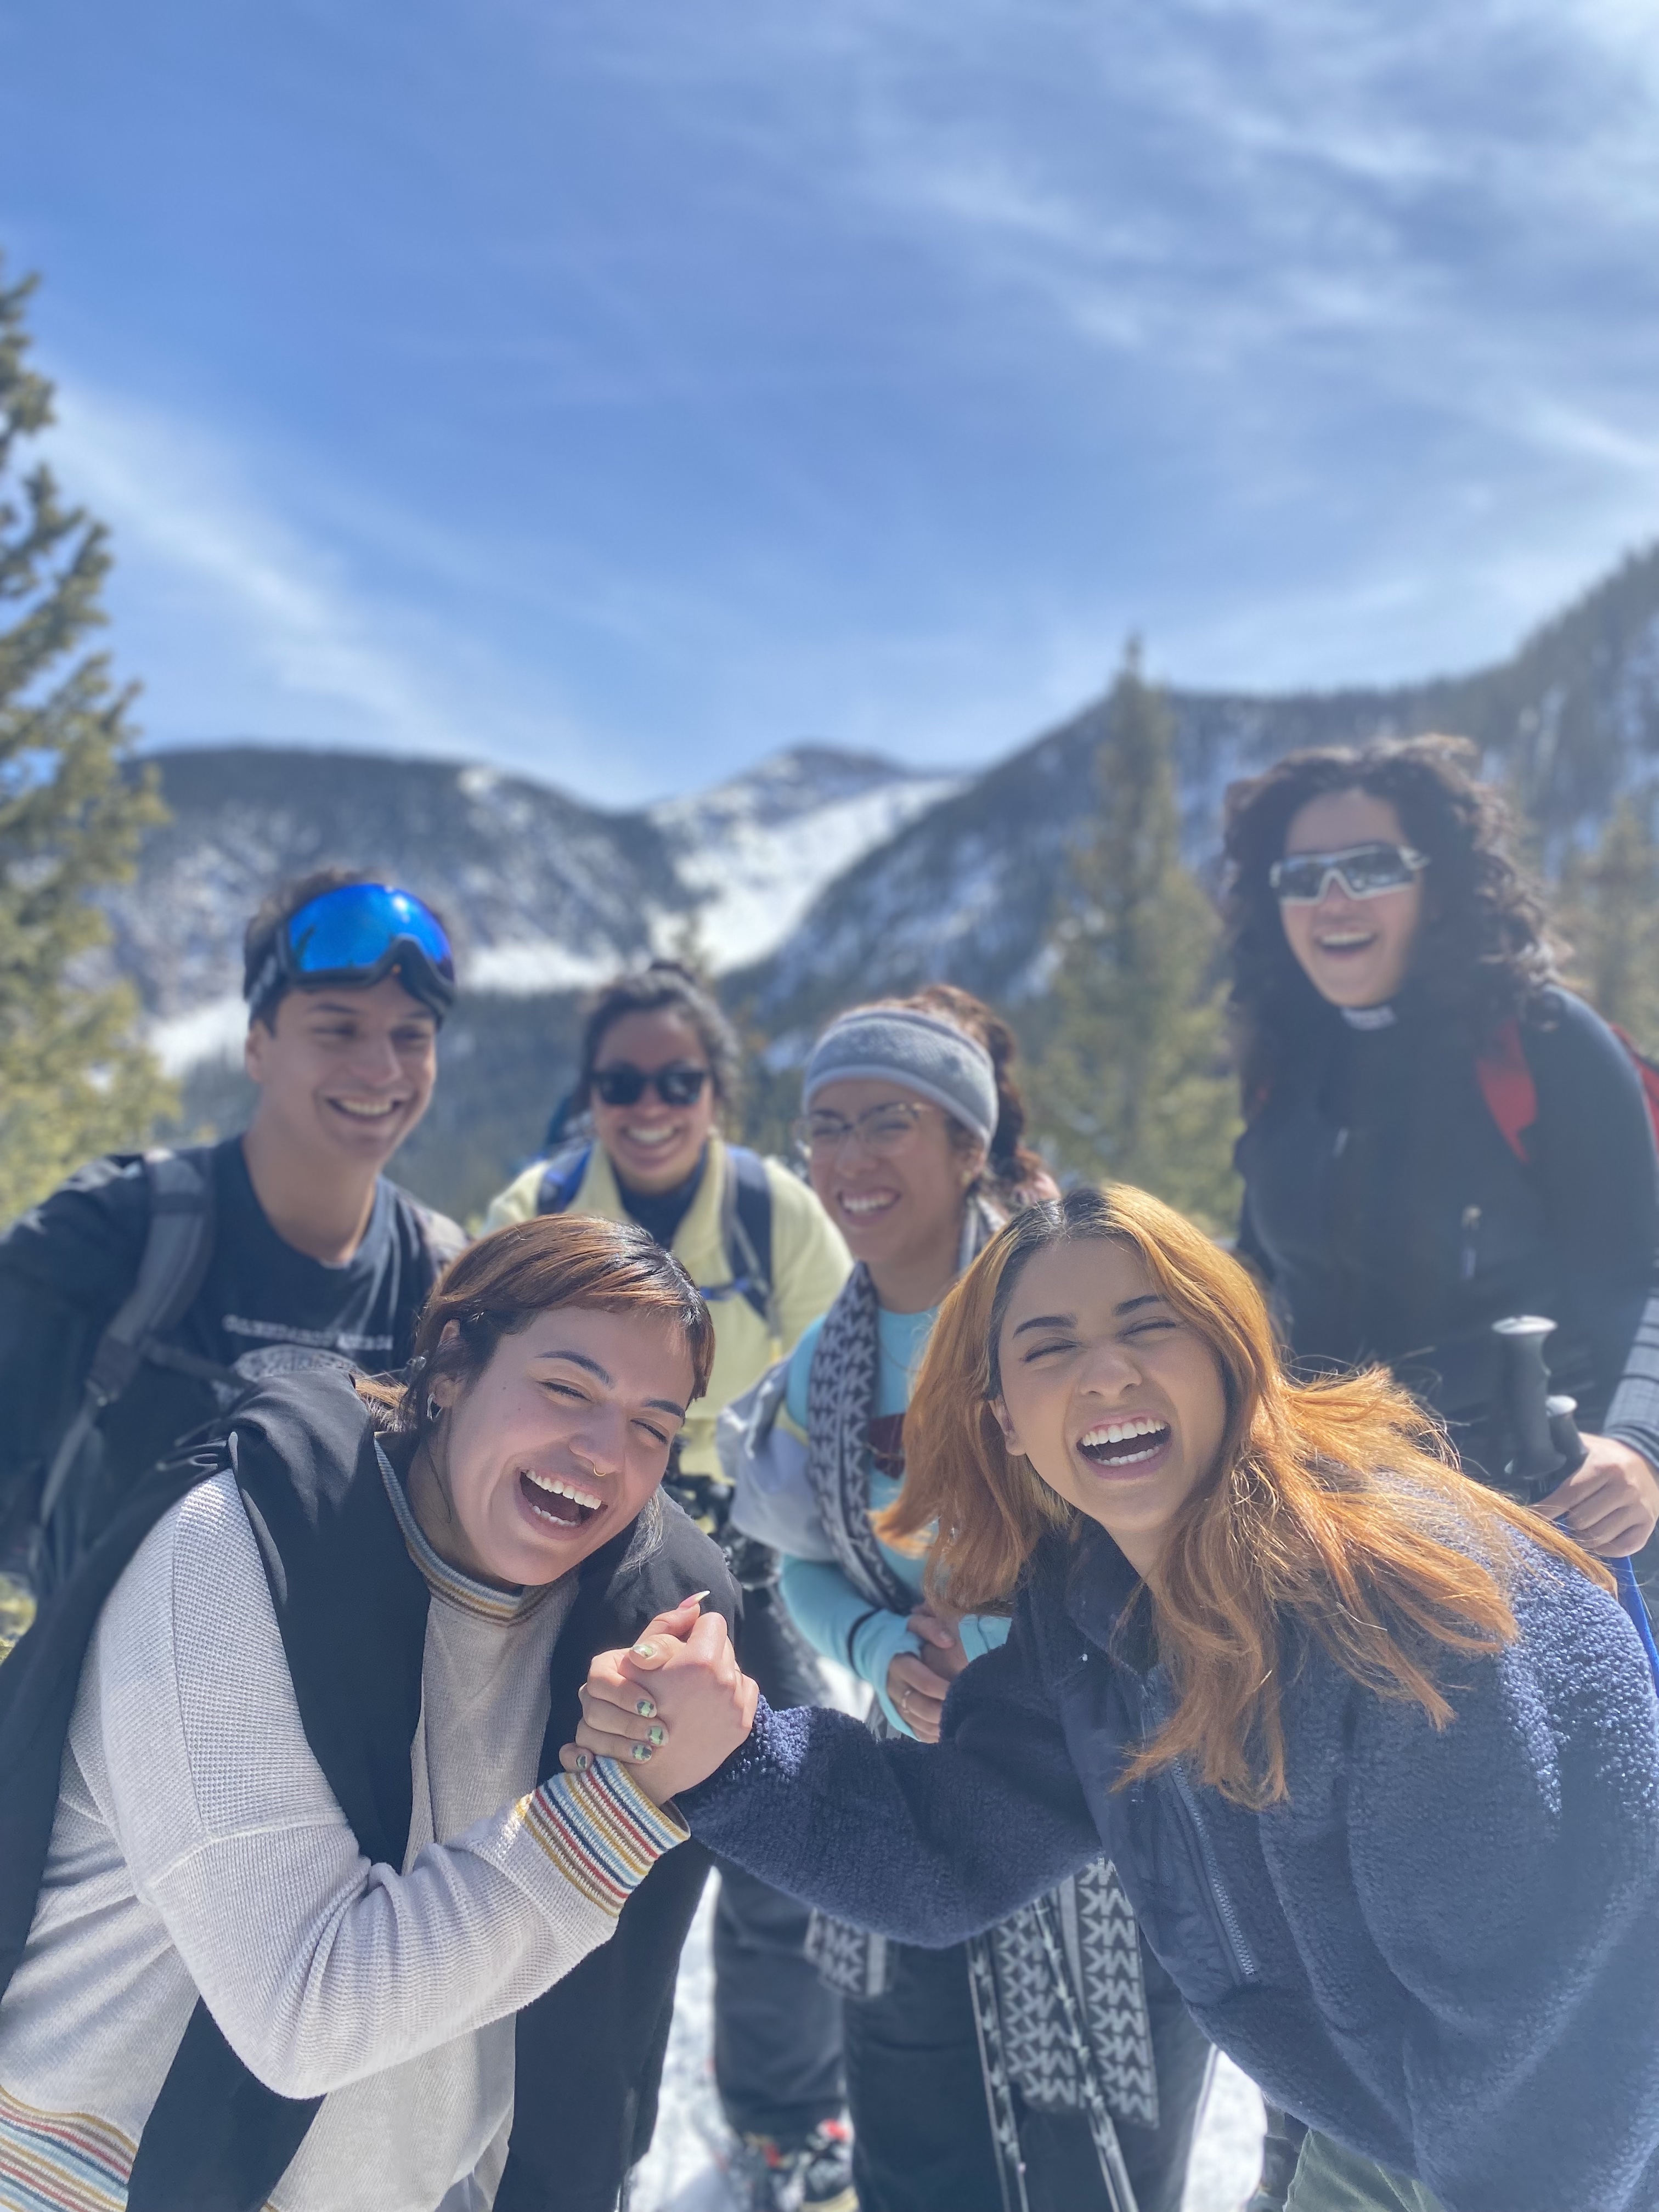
[631, 1884, 1266, 2212]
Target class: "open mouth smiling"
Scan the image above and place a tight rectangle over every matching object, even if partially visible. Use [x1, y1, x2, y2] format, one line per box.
[1077, 1417, 1171, 1469]
[839, 1189, 899, 1219]
[329, 1095, 406, 1121]
[1314, 930, 1377, 956]
[519, 1467, 605, 1530]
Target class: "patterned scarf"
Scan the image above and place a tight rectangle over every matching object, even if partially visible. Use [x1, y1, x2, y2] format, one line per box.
[797, 1201, 1157, 2208]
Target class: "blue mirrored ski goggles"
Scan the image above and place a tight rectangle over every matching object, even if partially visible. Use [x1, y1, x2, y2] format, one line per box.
[250, 884, 456, 1018]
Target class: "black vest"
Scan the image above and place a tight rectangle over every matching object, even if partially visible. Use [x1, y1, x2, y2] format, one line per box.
[0, 1368, 735, 2211]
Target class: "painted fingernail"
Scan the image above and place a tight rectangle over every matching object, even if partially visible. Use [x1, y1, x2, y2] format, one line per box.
[633, 1640, 658, 1661]
[573, 1751, 591, 1773]
[686, 1589, 711, 1606]
[647, 1722, 667, 1746]
[631, 1741, 654, 1762]
[635, 1695, 657, 1719]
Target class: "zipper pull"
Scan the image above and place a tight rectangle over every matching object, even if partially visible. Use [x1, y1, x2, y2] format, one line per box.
[1460, 1204, 1481, 1281]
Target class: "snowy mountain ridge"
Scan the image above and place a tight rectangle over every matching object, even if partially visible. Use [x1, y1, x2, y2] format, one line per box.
[105, 742, 957, 1072]
[97, 540, 1659, 1220]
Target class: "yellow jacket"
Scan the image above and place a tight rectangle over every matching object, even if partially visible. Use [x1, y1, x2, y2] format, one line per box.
[482, 1137, 850, 1476]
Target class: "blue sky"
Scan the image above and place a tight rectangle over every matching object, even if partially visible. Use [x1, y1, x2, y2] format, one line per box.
[1, 1, 1656, 804]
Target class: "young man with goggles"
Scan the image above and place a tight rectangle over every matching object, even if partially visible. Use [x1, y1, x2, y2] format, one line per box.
[0, 871, 465, 1610]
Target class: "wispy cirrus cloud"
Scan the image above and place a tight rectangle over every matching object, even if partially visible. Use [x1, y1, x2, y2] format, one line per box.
[44, 383, 461, 751]
[3, 0, 1655, 789]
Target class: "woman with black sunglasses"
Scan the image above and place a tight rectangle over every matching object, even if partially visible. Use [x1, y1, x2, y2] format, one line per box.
[484, 960, 855, 2212]
[1223, 734, 1659, 2207]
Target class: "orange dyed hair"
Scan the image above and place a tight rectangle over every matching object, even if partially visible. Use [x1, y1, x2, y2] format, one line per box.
[881, 1183, 1611, 1808]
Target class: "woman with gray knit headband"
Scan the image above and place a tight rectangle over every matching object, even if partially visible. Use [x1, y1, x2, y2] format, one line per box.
[725, 986, 1210, 2212]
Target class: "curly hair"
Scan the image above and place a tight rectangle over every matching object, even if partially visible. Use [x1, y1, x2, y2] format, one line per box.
[1222, 734, 1558, 1111]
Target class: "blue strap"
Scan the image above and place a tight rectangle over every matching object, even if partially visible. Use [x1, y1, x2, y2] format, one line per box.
[534, 1139, 775, 1326]
[719, 1146, 775, 1325]
[535, 1144, 592, 1217]
[1611, 1556, 1659, 1695]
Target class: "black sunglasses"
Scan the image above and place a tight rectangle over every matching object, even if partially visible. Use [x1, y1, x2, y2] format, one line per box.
[592, 1062, 711, 1109]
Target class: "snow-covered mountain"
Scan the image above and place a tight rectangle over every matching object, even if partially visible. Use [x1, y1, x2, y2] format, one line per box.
[101, 743, 956, 1075]
[650, 746, 962, 973]
[105, 541, 1659, 1221]
[738, 543, 1659, 1041]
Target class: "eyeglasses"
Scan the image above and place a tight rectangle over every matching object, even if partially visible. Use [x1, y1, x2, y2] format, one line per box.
[592, 1063, 711, 1108]
[793, 1102, 931, 1158]
[249, 883, 456, 1018]
[1268, 843, 1429, 905]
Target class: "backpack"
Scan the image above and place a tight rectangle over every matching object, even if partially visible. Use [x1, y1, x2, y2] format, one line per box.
[1476, 1017, 1659, 1166]
[37, 1148, 466, 1537]
[535, 1141, 776, 1330]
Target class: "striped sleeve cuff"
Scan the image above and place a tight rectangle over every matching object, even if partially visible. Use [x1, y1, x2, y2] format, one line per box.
[509, 1759, 687, 1915]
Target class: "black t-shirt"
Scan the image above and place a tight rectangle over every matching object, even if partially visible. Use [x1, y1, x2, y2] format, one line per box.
[183, 1141, 427, 1374]
[0, 1137, 454, 1557]
[615, 1150, 707, 1254]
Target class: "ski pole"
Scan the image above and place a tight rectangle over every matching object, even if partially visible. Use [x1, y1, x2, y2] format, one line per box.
[1492, 1316, 1659, 1692]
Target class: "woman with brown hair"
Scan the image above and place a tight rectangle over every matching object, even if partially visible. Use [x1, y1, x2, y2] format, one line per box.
[0, 1215, 754, 2212]
[575, 1184, 1659, 2212]
[486, 959, 855, 2212]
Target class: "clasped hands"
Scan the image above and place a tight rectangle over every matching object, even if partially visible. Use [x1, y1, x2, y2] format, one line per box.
[561, 1596, 759, 1804]
[561, 1593, 974, 1799]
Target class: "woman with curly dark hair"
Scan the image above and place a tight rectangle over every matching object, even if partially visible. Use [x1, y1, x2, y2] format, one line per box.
[1223, 732, 1659, 1581]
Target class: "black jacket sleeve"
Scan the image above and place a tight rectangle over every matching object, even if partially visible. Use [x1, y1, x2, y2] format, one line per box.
[1523, 992, 1659, 1457]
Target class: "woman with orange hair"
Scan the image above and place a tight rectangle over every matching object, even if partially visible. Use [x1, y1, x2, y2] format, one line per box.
[573, 1185, 1659, 2212]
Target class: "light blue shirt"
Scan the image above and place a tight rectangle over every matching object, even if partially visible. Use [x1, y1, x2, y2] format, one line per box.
[778, 1302, 1011, 1735]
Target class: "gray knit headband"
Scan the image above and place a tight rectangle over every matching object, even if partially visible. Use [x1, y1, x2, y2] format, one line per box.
[803, 1006, 998, 1149]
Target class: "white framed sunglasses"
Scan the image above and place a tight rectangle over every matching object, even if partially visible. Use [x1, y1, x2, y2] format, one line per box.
[1268, 842, 1429, 905]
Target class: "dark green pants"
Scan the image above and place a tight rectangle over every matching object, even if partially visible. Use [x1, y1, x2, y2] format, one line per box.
[1286, 2131, 1446, 2212]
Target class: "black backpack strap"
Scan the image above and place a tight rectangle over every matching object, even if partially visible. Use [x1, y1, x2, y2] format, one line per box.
[718, 1147, 776, 1329]
[39, 1149, 219, 1525]
[535, 1142, 594, 1217]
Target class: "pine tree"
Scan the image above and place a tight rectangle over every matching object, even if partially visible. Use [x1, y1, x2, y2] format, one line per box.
[1032, 644, 1239, 1229]
[1558, 788, 1659, 1058]
[0, 257, 173, 1225]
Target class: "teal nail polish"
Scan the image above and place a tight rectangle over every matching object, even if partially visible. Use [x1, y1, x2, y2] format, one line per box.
[631, 1741, 654, 1763]
[635, 1695, 657, 1719]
